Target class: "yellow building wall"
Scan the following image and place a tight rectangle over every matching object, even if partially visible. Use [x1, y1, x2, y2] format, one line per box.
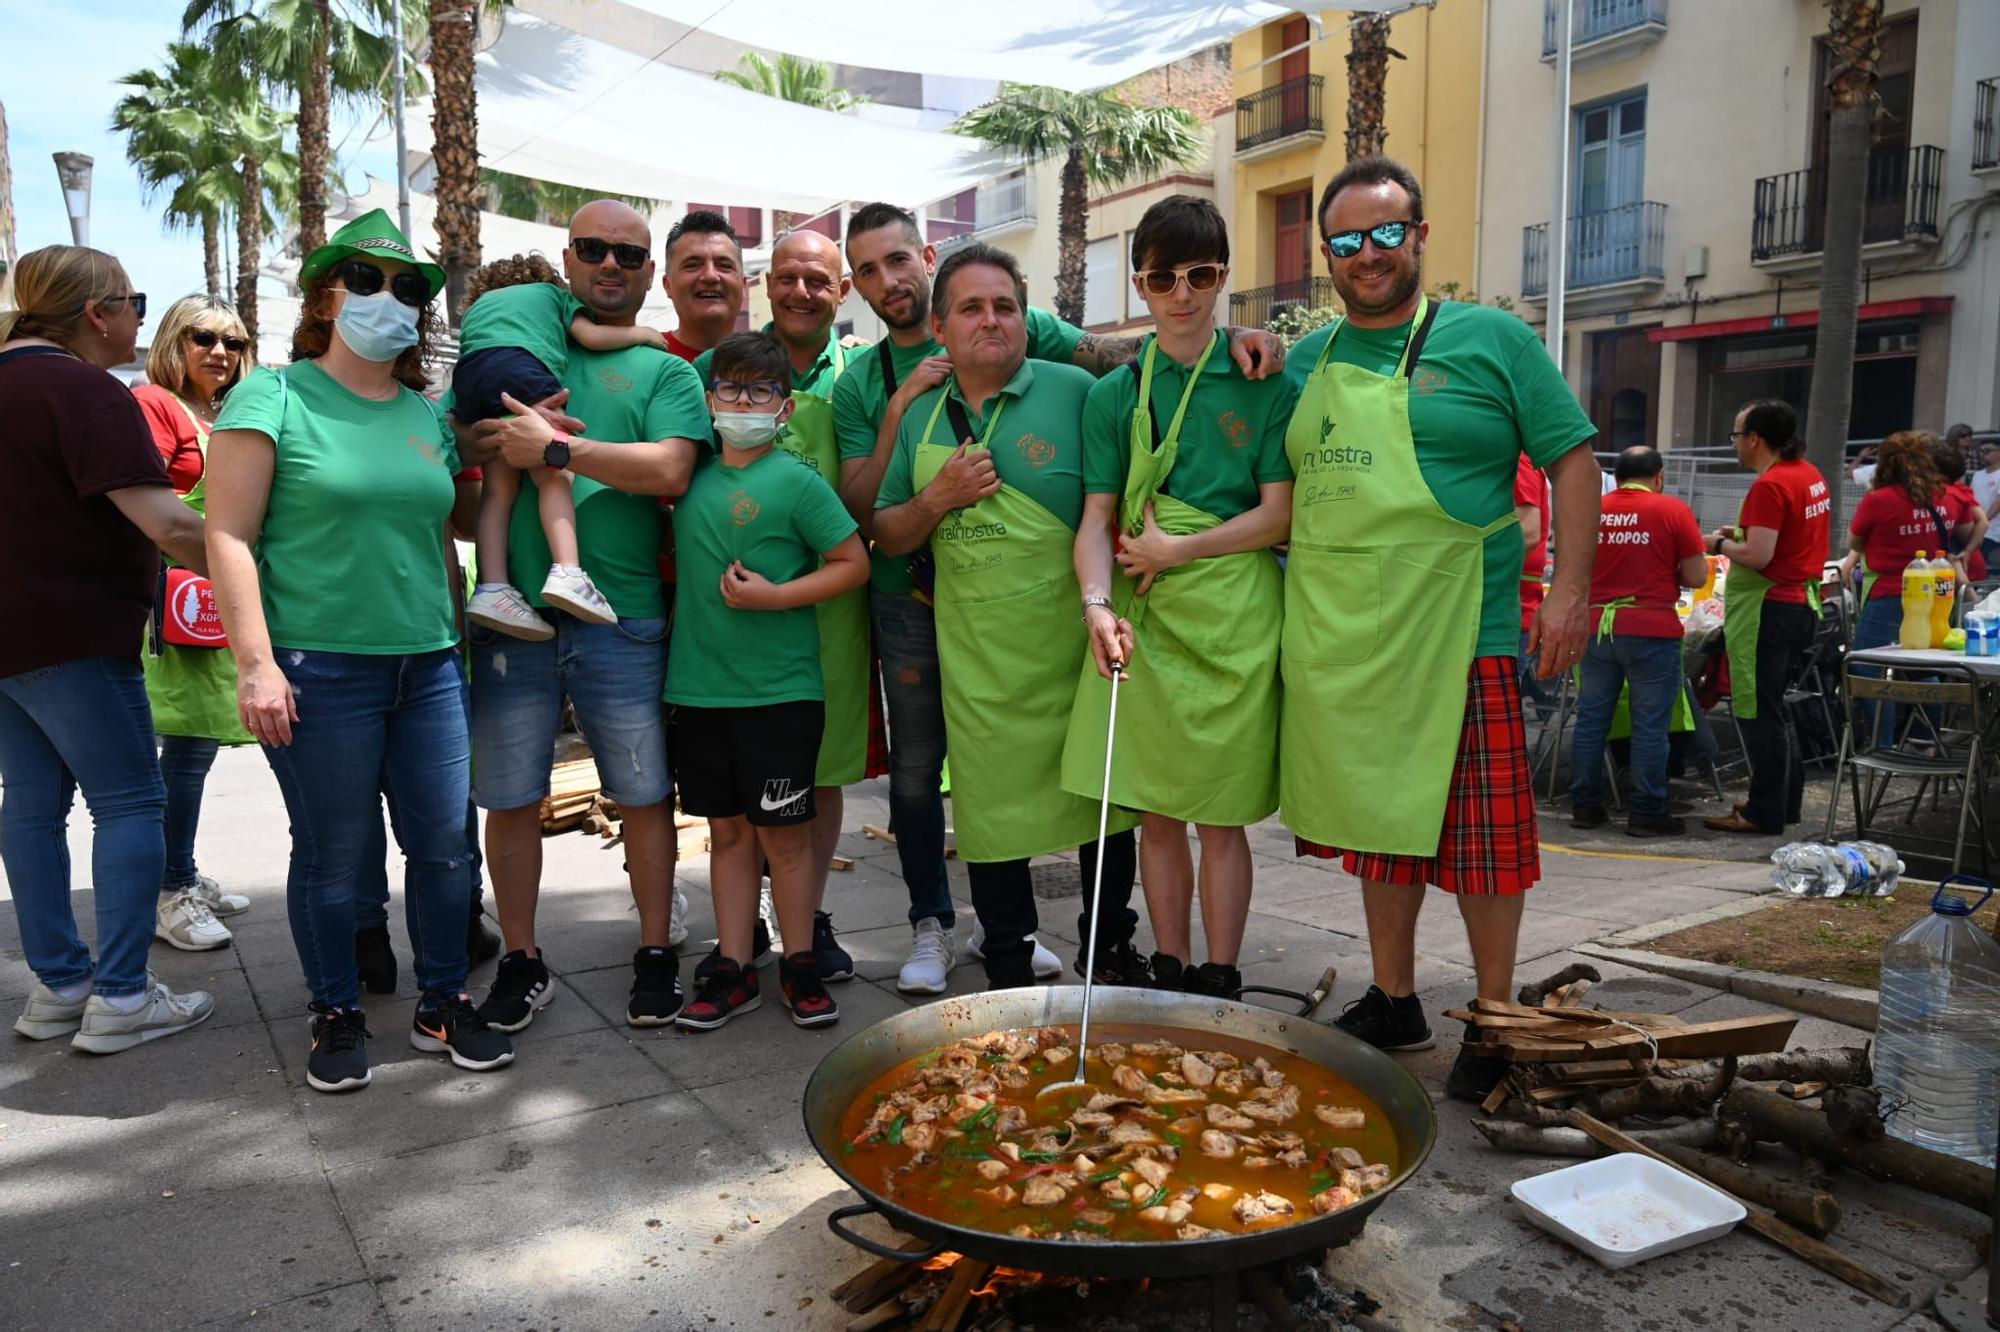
[1229, 0, 1486, 306]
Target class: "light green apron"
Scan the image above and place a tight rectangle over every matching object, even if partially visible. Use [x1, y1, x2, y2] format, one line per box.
[775, 342, 869, 786]
[142, 399, 252, 745]
[1278, 298, 1516, 855]
[1060, 338, 1281, 826]
[1589, 484, 1697, 737]
[914, 386, 1138, 862]
[1721, 525, 1821, 723]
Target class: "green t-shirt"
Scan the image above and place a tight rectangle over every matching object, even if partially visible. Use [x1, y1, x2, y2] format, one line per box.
[1285, 302, 1595, 656]
[833, 306, 1085, 594]
[664, 447, 859, 707]
[456, 281, 586, 375]
[690, 326, 858, 400]
[1082, 330, 1296, 521]
[214, 361, 460, 654]
[878, 358, 1096, 534]
[509, 345, 710, 619]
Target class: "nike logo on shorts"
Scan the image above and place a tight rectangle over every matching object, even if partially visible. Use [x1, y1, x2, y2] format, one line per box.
[760, 779, 807, 813]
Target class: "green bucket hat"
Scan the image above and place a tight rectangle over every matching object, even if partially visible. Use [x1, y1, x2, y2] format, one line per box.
[298, 208, 447, 299]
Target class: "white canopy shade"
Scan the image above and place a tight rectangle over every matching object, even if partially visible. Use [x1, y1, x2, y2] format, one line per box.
[403, 12, 1007, 214]
[614, 0, 1396, 90]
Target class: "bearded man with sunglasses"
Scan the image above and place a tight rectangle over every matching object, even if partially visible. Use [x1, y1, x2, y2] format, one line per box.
[1277, 157, 1599, 1101]
[467, 201, 712, 1031]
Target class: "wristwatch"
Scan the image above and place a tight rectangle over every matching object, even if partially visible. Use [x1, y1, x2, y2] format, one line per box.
[1081, 595, 1114, 619]
[544, 433, 572, 470]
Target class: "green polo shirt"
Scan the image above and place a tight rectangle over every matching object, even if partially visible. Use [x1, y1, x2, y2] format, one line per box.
[878, 358, 1096, 535]
[509, 345, 710, 619]
[690, 325, 856, 400]
[834, 306, 1086, 594]
[1285, 302, 1594, 657]
[1082, 330, 1296, 522]
[456, 281, 586, 374]
[665, 447, 859, 707]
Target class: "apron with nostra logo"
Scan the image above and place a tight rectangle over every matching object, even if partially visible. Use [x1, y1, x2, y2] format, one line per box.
[1278, 298, 1516, 855]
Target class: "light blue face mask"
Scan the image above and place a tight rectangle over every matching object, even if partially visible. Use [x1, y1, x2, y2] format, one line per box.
[334, 289, 420, 363]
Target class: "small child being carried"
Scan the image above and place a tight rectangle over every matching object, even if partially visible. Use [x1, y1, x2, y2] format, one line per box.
[456, 253, 666, 640]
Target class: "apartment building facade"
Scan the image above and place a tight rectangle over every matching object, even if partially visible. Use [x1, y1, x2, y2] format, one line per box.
[1477, 0, 2000, 450]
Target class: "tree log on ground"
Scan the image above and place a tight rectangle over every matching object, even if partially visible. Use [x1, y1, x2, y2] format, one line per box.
[1658, 1145, 1842, 1236]
[1516, 963, 1601, 1007]
[1472, 1116, 1718, 1157]
[1721, 1083, 1993, 1213]
[1654, 1047, 1870, 1085]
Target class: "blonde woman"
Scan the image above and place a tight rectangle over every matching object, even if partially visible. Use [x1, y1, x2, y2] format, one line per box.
[0, 245, 216, 1052]
[133, 295, 256, 952]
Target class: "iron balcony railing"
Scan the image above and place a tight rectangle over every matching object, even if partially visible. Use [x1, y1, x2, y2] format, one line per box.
[1751, 144, 1944, 261]
[1542, 0, 1667, 56]
[1228, 276, 1333, 330]
[1975, 78, 1998, 171]
[1521, 201, 1666, 298]
[1236, 75, 1324, 153]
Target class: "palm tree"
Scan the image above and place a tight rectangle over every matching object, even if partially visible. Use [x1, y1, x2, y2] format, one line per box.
[1344, 13, 1402, 161]
[481, 168, 655, 228]
[714, 52, 867, 112]
[1803, 0, 1884, 545]
[0, 100, 17, 308]
[430, 0, 483, 326]
[954, 85, 1203, 326]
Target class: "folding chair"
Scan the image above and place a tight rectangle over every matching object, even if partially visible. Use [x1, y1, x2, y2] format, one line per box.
[1825, 660, 1993, 876]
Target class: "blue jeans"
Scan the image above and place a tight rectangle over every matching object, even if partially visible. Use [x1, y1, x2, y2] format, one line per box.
[1853, 594, 1904, 746]
[871, 589, 953, 929]
[1569, 635, 1684, 816]
[356, 671, 483, 931]
[158, 734, 220, 891]
[0, 657, 166, 997]
[262, 649, 473, 1010]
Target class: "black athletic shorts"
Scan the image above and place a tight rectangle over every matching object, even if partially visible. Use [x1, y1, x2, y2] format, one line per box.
[669, 700, 823, 827]
[449, 346, 563, 423]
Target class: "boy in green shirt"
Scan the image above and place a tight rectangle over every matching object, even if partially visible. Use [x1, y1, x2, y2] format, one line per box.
[666, 333, 870, 1032]
[454, 253, 670, 639]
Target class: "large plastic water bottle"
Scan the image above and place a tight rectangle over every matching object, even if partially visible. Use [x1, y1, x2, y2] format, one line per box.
[1874, 877, 2000, 1167]
[1769, 840, 1904, 896]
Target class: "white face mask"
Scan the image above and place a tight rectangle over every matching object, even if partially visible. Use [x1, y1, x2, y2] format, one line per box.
[713, 410, 784, 448]
[334, 289, 420, 363]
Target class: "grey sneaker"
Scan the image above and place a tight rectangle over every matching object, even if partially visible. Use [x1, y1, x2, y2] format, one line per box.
[14, 982, 89, 1040]
[156, 890, 232, 951]
[71, 979, 215, 1054]
[186, 873, 251, 917]
[540, 568, 617, 624]
[466, 584, 555, 641]
[896, 918, 954, 995]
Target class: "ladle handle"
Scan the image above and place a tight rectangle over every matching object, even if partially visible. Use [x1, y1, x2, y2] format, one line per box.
[1073, 665, 1122, 1079]
[826, 1200, 947, 1263]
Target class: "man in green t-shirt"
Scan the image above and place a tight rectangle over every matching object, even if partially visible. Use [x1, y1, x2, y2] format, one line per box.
[832, 202, 1290, 995]
[1274, 157, 1598, 1103]
[466, 201, 710, 1032]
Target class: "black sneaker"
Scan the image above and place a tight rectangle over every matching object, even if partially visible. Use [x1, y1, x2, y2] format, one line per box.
[411, 993, 515, 1071]
[1445, 1022, 1510, 1102]
[1570, 804, 1608, 830]
[355, 925, 397, 995]
[1333, 985, 1436, 1051]
[476, 950, 554, 1033]
[1074, 939, 1151, 987]
[467, 909, 502, 968]
[695, 918, 772, 985]
[306, 1008, 372, 1094]
[779, 951, 840, 1028]
[1149, 952, 1187, 991]
[1185, 962, 1242, 999]
[1626, 811, 1687, 838]
[812, 911, 855, 983]
[628, 946, 684, 1027]
[676, 957, 762, 1031]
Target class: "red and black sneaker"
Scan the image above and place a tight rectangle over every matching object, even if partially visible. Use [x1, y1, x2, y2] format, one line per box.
[674, 956, 761, 1031]
[779, 950, 840, 1028]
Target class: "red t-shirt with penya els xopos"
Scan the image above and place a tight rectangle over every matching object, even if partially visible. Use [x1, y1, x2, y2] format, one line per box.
[1736, 457, 1832, 603]
[1589, 484, 1704, 638]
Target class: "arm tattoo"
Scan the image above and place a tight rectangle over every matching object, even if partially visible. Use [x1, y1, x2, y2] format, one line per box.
[1073, 332, 1140, 375]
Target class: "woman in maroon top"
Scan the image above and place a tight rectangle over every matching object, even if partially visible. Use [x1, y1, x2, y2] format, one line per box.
[1932, 432, 1989, 582]
[0, 245, 216, 1052]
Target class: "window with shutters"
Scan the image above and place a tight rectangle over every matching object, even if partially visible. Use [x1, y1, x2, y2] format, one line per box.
[1084, 235, 1123, 328]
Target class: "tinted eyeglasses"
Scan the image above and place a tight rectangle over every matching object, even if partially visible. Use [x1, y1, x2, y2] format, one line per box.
[571, 236, 651, 270]
[188, 329, 249, 353]
[100, 292, 148, 319]
[336, 259, 429, 308]
[712, 380, 785, 406]
[1325, 221, 1413, 260]
[1137, 263, 1226, 295]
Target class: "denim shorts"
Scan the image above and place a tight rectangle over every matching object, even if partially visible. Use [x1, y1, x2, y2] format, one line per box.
[469, 612, 671, 809]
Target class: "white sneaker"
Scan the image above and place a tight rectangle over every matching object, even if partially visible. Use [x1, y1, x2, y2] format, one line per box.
[14, 982, 89, 1040]
[669, 885, 690, 950]
[541, 568, 617, 625]
[184, 873, 250, 917]
[467, 584, 555, 641]
[897, 918, 954, 995]
[71, 978, 215, 1054]
[967, 918, 1062, 980]
[156, 891, 232, 951]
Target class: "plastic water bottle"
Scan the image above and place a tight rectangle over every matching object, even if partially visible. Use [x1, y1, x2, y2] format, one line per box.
[1899, 551, 1934, 649]
[1874, 878, 2000, 1167]
[1768, 840, 1904, 897]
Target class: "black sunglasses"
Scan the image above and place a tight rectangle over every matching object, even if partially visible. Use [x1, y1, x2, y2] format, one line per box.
[100, 292, 148, 319]
[336, 259, 429, 309]
[1325, 220, 1413, 259]
[571, 236, 651, 270]
[188, 329, 248, 353]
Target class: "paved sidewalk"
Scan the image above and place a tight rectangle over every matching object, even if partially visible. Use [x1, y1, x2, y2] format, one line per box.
[0, 748, 1981, 1329]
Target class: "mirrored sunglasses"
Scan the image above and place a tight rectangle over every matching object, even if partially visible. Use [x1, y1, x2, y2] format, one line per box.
[1325, 221, 1412, 259]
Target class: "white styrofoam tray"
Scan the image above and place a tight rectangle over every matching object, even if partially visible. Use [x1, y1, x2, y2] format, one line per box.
[1510, 1152, 1746, 1269]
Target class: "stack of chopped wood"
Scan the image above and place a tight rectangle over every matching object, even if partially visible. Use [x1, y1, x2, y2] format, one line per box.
[538, 756, 712, 858]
